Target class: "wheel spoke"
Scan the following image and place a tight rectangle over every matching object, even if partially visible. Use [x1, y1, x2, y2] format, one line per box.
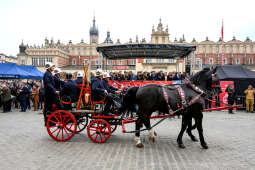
[61, 128, 64, 140]
[50, 127, 59, 134]
[53, 114, 60, 122]
[63, 127, 71, 138]
[90, 132, 96, 136]
[95, 134, 99, 141]
[65, 126, 75, 132]
[55, 128, 61, 138]
[99, 133, 103, 142]
[65, 118, 72, 124]
[49, 120, 57, 124]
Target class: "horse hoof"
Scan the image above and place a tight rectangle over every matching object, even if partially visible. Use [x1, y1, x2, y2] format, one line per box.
[178, 143, 186, 149]
[136, 143, 144, 148]
[201, 143, 208, 149]
[149, 136, 155, 143]
[191, 136, 198, 142]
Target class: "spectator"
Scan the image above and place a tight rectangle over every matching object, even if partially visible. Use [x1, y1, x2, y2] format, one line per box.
[244, 85, 255, 113]
[32, 84, 39, 111]
[0, 84, 12, 113]
[18, 82, 29, 112]
[156, 71, 165, 81]
[129, 71, 137, 81]
[226, 84, 236, 114]
[123, 71, 130, 80]
[173, 72, 182, 80]
[38, 83, 45, 110]
[167, 72, 173, 81]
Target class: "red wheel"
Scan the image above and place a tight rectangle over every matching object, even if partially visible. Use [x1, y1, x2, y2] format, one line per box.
[76, 116, 88, 133]
[46, 110, 77, 142]
[87, 119, 111, 143]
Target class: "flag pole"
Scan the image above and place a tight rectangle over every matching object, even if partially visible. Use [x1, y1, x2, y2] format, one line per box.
[221, 19, 224, 65]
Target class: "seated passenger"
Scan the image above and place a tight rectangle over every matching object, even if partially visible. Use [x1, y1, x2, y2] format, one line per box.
[91, 70, 116, 116]
[91, 69, 106, 102]
[102, 72, 121, 95]
[61, 73, 78, 103]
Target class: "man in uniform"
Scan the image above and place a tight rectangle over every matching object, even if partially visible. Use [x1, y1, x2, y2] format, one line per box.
[91, 69, 106, 102]
[75, 71, 84, 84]
[61, 73, 78, 103]
[43, 62, 59, 126]
[53, 67, 65, 91]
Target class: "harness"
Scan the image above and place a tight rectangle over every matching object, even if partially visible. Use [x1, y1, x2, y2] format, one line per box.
[162, 80, 205, 116]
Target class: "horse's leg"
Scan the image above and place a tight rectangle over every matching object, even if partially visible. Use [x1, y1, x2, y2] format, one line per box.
[186, 117, 198, 142]
[195, 112, 208, 149]
[177, 114, 189, 148]
[135, 113, 144, 148]
[143, 114, 155, 143]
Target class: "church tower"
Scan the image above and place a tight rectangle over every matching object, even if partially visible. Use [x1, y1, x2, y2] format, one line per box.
[150, 18, 170, 44]
[89, 16, 99, 44]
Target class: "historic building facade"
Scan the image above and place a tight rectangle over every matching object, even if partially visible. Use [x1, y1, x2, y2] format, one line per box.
[17, 18, 255, 73]
[0, 53, 17, 63]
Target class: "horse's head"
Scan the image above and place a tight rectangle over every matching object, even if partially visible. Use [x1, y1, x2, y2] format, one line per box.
[190, 66, 221, 95]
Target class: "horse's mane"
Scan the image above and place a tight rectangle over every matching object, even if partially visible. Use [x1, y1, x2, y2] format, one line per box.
[189, 68, 210, 85]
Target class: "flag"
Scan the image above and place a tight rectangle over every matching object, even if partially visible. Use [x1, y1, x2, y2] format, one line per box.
[221, 20, 224, 40]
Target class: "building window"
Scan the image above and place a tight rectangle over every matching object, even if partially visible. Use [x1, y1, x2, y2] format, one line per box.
[236, 58, 240, 64]
[72, 59, 76, 65]
[84, 59, 88, 65]
[146, 58, 152, 63]
[95, 60, 99, 65]
[196, 58, 201, 69]
[223, 58, 227, 65]
[21, 60, 25, 65]
[168, 59, 175, 63]
[209, 58, 214, 65]
[119, 60, 122, 65]
[107, 60, 112, 65]
[156, 58, 164, 63]
[130, 59, 135, 65]
[249, 58, 253, 64]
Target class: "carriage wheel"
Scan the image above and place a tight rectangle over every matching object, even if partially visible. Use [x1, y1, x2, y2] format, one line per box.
[46, 110, 77, 142]
[87, 119, 111, 143]
[76, 116, 88, 133]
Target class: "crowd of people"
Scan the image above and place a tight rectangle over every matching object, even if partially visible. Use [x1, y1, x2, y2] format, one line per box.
[105, 71, 189, 81]
[0, 80, 44, 113]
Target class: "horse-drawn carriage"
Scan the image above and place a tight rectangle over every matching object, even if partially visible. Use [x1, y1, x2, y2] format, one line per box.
[45, 44, 240, 148]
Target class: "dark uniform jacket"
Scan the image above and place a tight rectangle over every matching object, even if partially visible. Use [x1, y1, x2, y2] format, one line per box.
[54, 75, 65, 91]
[43, 71, 56, 96]
[75, 77, 83, 85]
[102, 80, 118, 94]
[91, 77, 106, 101]
[61, 80, 78, 102]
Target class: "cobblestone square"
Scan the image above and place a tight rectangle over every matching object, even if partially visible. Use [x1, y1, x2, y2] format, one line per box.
[0, 109, 255, 170]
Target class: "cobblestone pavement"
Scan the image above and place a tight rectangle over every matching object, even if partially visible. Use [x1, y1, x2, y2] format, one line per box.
[0, 109, 255, 170]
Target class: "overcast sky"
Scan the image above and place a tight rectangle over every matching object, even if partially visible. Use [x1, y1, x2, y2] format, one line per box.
[1, 0, 255, 56]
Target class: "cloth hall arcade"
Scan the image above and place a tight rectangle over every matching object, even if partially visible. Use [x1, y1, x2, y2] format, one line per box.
[17, 18, 255, 73]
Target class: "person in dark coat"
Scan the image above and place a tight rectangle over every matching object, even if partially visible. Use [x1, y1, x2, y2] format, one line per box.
[91, 70, 106, 102]
[75, 71, 84, 85]
[61, 73, 78, 103]
[226, 84, 236, 114]
[43, 62, 59, 125]
[0, 84, 12, 113]
[102, 72, 120, 94]
[53, 68, 65, 91]
[18, 82, 29, 112]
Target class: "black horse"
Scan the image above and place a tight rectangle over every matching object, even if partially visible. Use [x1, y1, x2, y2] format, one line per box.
[120, 67, 220, 148]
